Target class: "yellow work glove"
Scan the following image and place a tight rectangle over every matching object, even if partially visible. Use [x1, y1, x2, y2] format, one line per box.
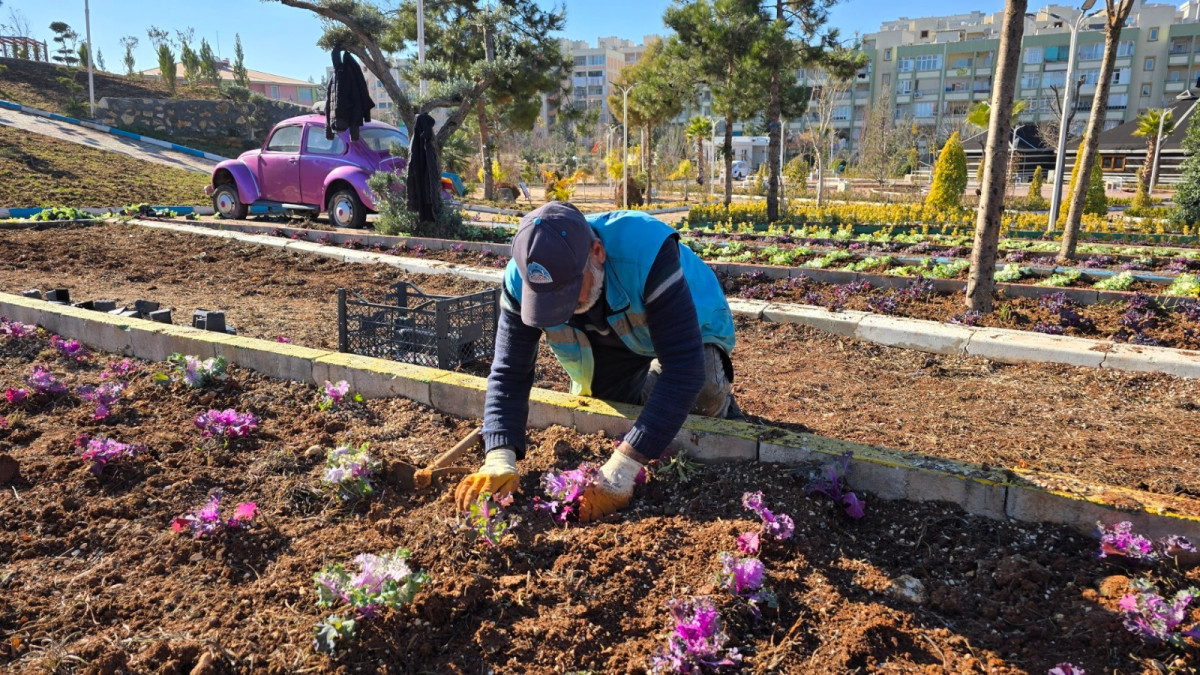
[454, 447, 519, 512]
[579, 450, 646, 523]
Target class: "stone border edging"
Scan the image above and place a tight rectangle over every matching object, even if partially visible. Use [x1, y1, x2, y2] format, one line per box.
[2, 290, 1197, 543]
[0, 98, 227, 162]
[119, 218, 1200, 380]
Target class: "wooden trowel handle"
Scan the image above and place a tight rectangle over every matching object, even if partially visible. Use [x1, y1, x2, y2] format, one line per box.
[426, 427, 483, 472]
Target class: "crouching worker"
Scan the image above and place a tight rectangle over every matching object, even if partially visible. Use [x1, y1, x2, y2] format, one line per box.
[455, 202, 741, 521]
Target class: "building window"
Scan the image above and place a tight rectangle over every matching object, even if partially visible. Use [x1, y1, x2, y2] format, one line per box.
[1170, 69, 1182, 82]
[1142, 83, 1152, 97]
[898, 58, 914, 72]
[588, 55, 604, 66]
[915, 54, 942, 71]
[1117, 41, 1135, 57]
[882, 73, 891, 85]
[832, 106, 851, 121]
[270, 85, 279, 99]
[1107, 93, 1129, 110]
[914, 102, 935, 117]
[1077, 43, 1104, 60]
[884, 48, 892, 61]
[920, 30, 929, 39]
[1112, 67, 1130, 85]
[1144, 57, 1155, 71]
[949, 57, 972, 69]
[1023, 47, 1043, 64]
[1080, 68, 1100, 85]
[897, 79, 913, 94]
[1041, 71, 1066, 88]
[574, 56, 587, 66]
[1021, 73, 1039, 89]
[1148, 27, 1159, 42]
[1101, 155, 1126, 170]
[1044, 45, 1070, 63]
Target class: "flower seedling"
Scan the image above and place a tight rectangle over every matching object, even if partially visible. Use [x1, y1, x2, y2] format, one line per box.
[737, 531, 760, 556]
[1118, 579, 1200, 647]
[1097, 521, 1195, 561]
[716, 552, 777, 611]
[5, 388, 27, 404]
[163, 353, 227, 388]
[101, 359, 140, 380]
[171, 490, 258, 538]
[649, 597, 741, 673]
[654, 450, 701, 484]
[742, 491, 796, 539]
[312, 548, 430, 654]
[194, 408, 258, 446]
[75, 434, 140, 476]
[49, 335, 90, 362]
[318, 380, 361, 411]
[322, 443, 380, 500]
[1049, 664, 1086, 675]
[76, 382, 124, 420]
[275, 336, 292, 343]
[803, 453, 866, 519]
[459, 491, 519, 548]
[533, 463, 600, 524]
[24, 366, 67, 397]
[0, 319, 37, 338]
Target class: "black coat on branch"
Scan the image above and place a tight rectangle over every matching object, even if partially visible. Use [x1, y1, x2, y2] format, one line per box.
[326, 48, 374, 141]
[406, 113, 442, 223]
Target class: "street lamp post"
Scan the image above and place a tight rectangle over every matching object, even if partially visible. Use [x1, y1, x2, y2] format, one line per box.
[1047, 1, 1099, 231]
[611, 82, 636, 209]
[84, 0, 95, 118]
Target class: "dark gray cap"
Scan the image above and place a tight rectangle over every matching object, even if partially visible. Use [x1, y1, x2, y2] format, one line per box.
[511, 202, 594, 328]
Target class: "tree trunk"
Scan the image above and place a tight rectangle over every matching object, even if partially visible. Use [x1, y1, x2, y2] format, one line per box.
[645, 125, 654, 206]
[1060, 0, 1132, 261]
[1142, 139, 1155, 186]
[478, 99, 494, 201]
[965, 0, 1028, 313]
[765, 0, 783, 222]
[723, 113, 734, 207]
[815, 144, 824, 208]
[696, 137, 706, 190]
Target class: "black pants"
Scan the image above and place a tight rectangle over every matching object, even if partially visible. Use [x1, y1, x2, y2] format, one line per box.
[589, 344, 735, 418]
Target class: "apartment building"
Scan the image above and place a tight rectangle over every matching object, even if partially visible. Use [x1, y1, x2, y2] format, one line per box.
[542, 35, 660, 128]
[825, 2, 1200, 161]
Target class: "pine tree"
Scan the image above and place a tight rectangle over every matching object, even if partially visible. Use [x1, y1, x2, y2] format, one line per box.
[925, 131, 967, 211]
[1173, 113, 1200, 225]
[232, 34, 249, 88]
[1027, 165, 1046, 208]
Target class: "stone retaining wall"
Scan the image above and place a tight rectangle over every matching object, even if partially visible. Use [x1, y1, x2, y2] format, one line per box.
[95, 97, 309, 140]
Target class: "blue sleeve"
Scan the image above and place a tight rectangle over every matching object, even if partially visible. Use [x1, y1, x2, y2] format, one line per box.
[482, 292, 542, 459]
[621, 239, 705, 459]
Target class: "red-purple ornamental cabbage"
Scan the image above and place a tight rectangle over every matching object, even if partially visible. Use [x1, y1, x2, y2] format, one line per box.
[101, 359, 140, 380]
[1118, 579, 1200, 647]
[0, 319, 37, 338]
[75, 435, 141, 476]
[171, 490, 258, 538]
[649, 597, 741, 673]
[533, 463, 600, 524]
[76, 382, 124, 420]
[804, 453, 866, 520]
[1097, 521, 1195, 561]
[5, 388, 27, 404]
[736, 531, 760, 556]
[741, 491, 795, 539]
[194, 408, 258, 440]
[25, 366, 66, 396]
[1048, 664, 1086, 675]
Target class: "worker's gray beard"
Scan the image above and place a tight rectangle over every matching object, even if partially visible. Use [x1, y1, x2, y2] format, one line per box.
[574, 259, 605, 314]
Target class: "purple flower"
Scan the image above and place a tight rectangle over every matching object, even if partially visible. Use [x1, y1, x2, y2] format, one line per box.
[1118, 580, 1200, 646]
[804, 453, 866, 519]
[949, 310, 983, 327]
[25, 366, 66, 396]
[50, 335, 90, 362]
[77, 382, 124, 420]
[650, 597, 741, 673]
[172, 490, 258, 538]
[275, 336, 293, 343]
[76, 436, 140, 476]
[736, 531, 760, 556]
[718, 552, 764, 596]
[319, 380, 352, 410]
[1160, 534, 1197, 556]
[1097, 521, 1157, 560]
[323, 442, 379, 499]
[0, 319, 37, 338]
[101, 359, 139, 380]
[741, 491, 796, 539]
[5, 388, 27, 404]
[535, 463, 600, 524]
[194, 408, 258, 440]
[1049, 664, 1086, 675]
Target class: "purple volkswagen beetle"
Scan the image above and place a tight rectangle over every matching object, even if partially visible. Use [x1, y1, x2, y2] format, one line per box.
[205, 114, 407, 229]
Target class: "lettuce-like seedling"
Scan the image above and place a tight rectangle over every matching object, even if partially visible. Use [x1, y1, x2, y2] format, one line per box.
[803, 453, 866, 520]
[194, 409, 258, 446]
[165, 353, 228, 388]
[654, 451, 700, 484]
[318, 380, 361, 411]
[50, 335, 90, 362]
[533, 463, 600, 524]
[312, 548, 430, 653]
[649, 597, 741, 673]
[25, 366, 66, 396]
[76, 382, 124, 420]
[322, 443, 380, 500]
[1119, 579, 1200, 646]
[75, 435, 141, 476]
[171, 490, 257, 538]
[460, 491, 519, 548]
[741, 491, 796, 538]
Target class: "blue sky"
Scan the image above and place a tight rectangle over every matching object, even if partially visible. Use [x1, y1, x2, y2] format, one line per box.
[11, 0, 1007, 83]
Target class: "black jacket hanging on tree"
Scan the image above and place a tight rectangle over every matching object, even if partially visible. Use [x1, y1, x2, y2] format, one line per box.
[325, 48, 375, 140]
[406, 113, 442, 223]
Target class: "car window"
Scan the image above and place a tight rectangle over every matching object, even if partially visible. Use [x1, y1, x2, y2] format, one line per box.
[358, 127, 408, 154]
[304, 126, 346, 155]
[266, 125, 302, 153]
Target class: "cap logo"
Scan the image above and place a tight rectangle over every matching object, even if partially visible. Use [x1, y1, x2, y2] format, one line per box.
[527, 262, 553, 284]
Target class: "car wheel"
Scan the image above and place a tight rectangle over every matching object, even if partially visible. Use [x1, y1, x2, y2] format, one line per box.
[212, 183, 248, 220]
[328, 188, 367, 229]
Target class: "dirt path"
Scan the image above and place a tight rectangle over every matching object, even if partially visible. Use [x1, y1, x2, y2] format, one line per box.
[0, 334, 1193, 673]
[2, 223, 1198, 501]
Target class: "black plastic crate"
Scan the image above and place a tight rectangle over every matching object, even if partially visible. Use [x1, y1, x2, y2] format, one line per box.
[337, 282, 499, 370]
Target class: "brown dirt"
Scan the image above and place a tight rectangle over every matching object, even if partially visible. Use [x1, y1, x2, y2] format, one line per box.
[0, 125, 210, 208]
[1, 333, 1197, 673]
[1, 224, 1199, 504]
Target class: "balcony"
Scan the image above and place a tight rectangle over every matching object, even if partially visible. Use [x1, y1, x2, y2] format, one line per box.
[1166, 81, 1186, 92]
[1169, 54, 1191, 66]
